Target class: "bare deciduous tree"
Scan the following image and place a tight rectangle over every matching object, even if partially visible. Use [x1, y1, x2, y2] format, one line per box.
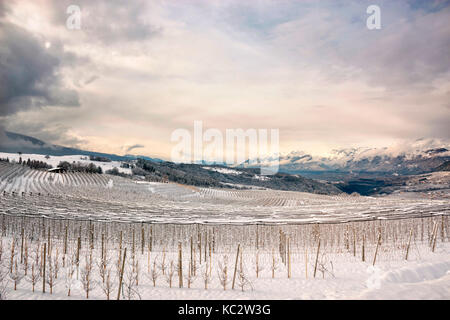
[159, 248, 167, 276]
[53, 248, 60, 279]
[150, 258, 159, 287]
[23, 240, 29, 276]
[254, 251, 264, 278]
[237, 265, 253, 292]
[64, 253, 76, 297]
[101, 267, 116, 300]
[202, 261, 211, 290]
[271, 249, 279, 279]
[97, 248, 111, 285]
[165, 260, 175, 288]
[80, 250, 95, 299]
[123, 264, 141, 300]
[184, 262, 197, 289]
[45, 254, 57, 294]
[26, 262, 40, 292]
[218, 255, 229, 291]
[9, 258, 24, 290]
[317, 253, 335, 279]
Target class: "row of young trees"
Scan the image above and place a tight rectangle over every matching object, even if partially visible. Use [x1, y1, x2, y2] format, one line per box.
[0, 157, 52, 170]
[6, 157, 52, 170]
[0, 213, 448, 300]
[89, 156, 112, 163]
[58, 161, 103, 174]
[23, 158, 52, 170]
[1, 157, 106, 174]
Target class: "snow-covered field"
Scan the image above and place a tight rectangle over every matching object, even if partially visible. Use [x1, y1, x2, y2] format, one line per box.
[2, 247, 450, 300]
[202, 167, 242, 175]
[0, 152, 132, 175]
[1, 216, 448, 300]
[0, 161, 449, 224]
[0, 162, 449, 300]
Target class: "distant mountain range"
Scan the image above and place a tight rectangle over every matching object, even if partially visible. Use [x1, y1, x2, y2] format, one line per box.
[1, 131, 449, 195]
[0, 131, 163, 163]
[4, 131, 448, 176]
[240, 139, 450, 176]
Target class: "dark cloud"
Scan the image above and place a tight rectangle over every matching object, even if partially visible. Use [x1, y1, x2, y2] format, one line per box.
[125, 144, 145, 153]
[0, 21, 80, 117]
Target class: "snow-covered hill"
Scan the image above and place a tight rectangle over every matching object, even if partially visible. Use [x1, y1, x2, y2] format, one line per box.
[0, 152, 132, 174]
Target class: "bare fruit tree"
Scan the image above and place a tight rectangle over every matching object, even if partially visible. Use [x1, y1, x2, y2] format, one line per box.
[98, 248, 111, 285]
[64, 253, 76, 297]
[148, 258, 159, 287]
[218, 255, 229, 291]
[271, 250, 279, 279]
[237, 265, 253, 292]
[202, 262, 211, 290]
[254, 250, 264, 278]
[26, 262, 40, 292]
[9, 258, 24, 290]
[184, 262, 197, 289]
[165, 260, 175, 288]
[45, 253, 58, 294]
[80, 250, 95, 299]
[123, 264, 141, 300]
[101, 267, 116, 300]
[317, 253, 335, 279]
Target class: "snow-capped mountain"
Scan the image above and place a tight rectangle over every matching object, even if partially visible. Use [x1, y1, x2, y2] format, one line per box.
[242, 139, 450, 175]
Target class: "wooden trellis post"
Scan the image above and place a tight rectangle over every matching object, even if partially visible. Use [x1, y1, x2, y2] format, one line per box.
[362, 234, 365, 262]
[232, 244, 240, 290]
[42, 243, 46, 293]
[373, 233, 382, 266]
[64, 224, 68, 256]
[178, 242, 183, 288]
[287, 237, 291, 278]
[117, 248, 127, 300]
[141, 225, 145, 255]
[405, 228, 413, 260]
[313, 238, 320, 278]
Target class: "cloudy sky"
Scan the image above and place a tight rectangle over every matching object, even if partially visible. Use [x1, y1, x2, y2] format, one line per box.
[0, 0, 449, 160]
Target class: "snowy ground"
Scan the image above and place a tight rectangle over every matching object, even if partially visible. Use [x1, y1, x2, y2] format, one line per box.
[2, 239, 449, 300]
[0, 152, 132, 175]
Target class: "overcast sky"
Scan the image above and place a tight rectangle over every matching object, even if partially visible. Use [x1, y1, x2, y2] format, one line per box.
[0, 0, 449, 159]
